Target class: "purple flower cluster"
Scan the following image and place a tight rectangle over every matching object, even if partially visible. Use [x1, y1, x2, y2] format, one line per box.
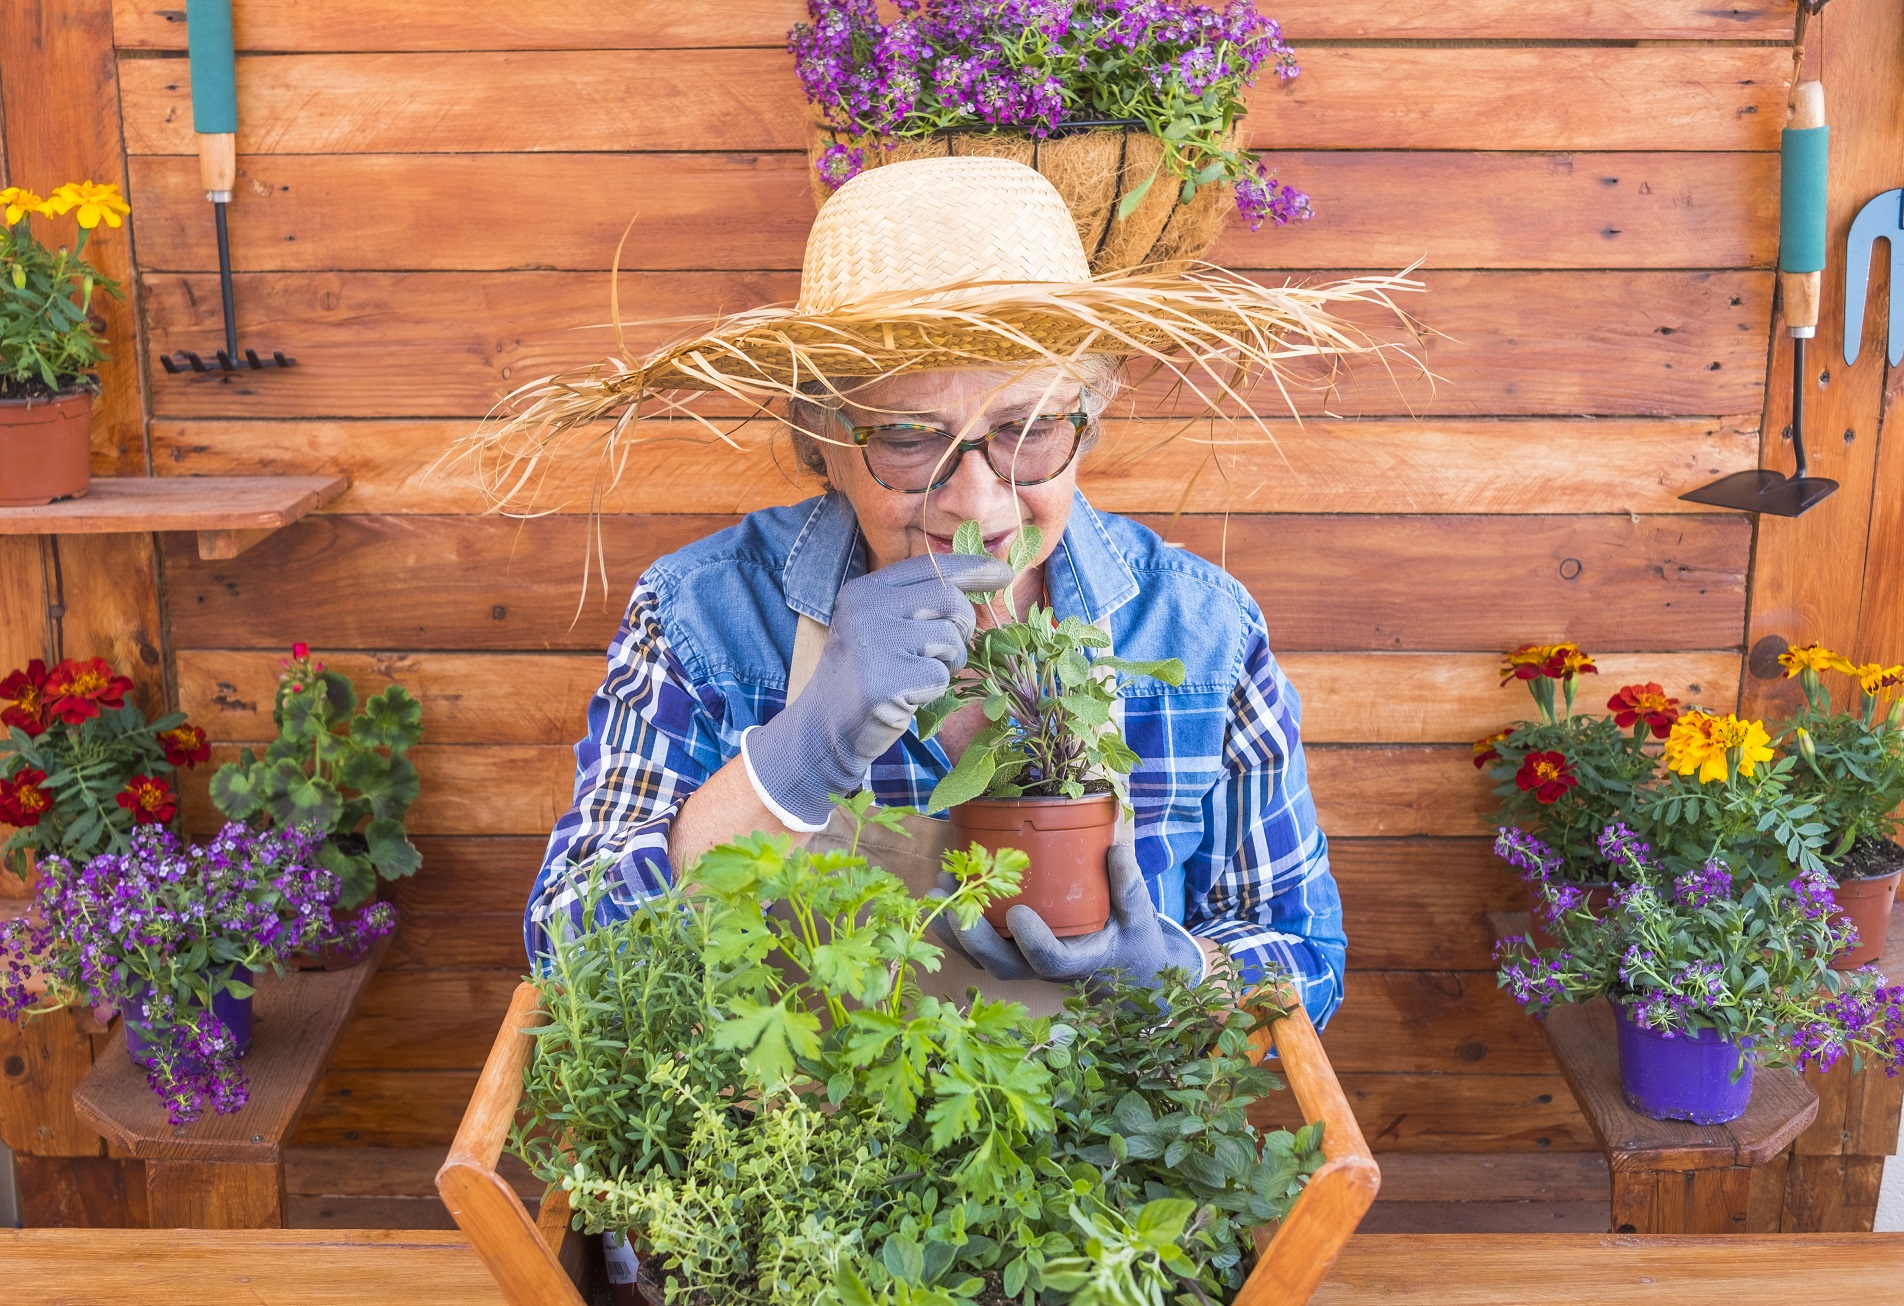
[1493, 825, 1563, 882]
[789, 0, 1306, 219]
[1672, 858, 1734, 910]
[1620, 953, 1726, 1038]
[1790, 870, 1837, 921]
[0, 823, 376, 1124]
[1789, 979, 1904, 1073]
[1494, 937, 1569, 1011]
[1595, 822, 1653, 869]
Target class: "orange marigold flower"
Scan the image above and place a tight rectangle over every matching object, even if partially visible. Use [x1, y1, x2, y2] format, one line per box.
[1778, 642, 1855, 679]
[1853, 662, 1904, 696]
[1514, 750, 1578, 804]
[0, 768, 52, 827]
[1500, 643, 1597, 686]
[115, 775, 176, 825]
[43, 657, 133, 726]
[1473, 726, 1515, 770]
[1607, 683, 1682, 738]
[0, 658, 51, 738]
[158, 722, 211, 769]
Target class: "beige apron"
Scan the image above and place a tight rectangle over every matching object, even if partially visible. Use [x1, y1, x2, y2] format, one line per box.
[786, 612, 1131, 1017]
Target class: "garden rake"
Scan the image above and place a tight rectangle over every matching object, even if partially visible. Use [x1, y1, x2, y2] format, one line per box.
[158, 0, 295, 375]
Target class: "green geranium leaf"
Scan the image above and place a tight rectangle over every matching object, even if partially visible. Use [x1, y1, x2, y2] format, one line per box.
[342, 751, 419, 821]
[208, 759, 263, 821]
[268, 766, 343, 830]
[320, 669, 358, 718]
[364, 817, 422, 879]
[318, 839, 377, 909]
[352, 686, 423, 754]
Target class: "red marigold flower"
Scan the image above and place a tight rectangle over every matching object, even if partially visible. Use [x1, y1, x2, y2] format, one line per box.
[158, 722, 211, 768]
[115, 775, 177, 825]
[1500, 643, 1598, 686]
[1607, 683, 1682, 738]
[1473, 726, 1515, 770]
[0, 768, 52, 827]
[0, 658, 51, 738]
[1514, 750, 1578, 804]
[43, 657, 133, 726]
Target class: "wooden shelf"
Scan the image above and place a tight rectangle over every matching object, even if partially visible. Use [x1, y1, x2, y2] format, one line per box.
[0, 474, 345, 559]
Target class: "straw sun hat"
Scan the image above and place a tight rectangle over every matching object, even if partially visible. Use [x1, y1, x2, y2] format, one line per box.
[458, 156, 1418, 510]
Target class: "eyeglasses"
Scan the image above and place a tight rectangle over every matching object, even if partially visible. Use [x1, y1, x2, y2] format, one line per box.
[841, 410, 1090, 494]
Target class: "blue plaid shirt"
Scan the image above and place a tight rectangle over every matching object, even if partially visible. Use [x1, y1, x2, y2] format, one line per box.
[526, 491, 1346, 1026]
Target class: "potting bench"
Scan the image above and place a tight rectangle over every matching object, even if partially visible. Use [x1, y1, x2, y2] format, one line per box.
[66, 938, 389, 1230]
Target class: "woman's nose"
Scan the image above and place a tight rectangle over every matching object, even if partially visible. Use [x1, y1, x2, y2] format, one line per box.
[930, 446, 1013, 519]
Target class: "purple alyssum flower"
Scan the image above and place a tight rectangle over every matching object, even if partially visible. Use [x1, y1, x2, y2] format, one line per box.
[1672, 858, 1734, 910]
[1494, 825, 1563, 882]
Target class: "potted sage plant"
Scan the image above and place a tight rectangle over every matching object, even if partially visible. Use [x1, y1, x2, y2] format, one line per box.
[1497, 824, 1904, 1125]
[916, 521, 1182, 938]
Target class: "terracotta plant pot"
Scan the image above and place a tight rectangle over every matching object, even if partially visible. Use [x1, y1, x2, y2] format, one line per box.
[1525, 881, 1615, 952]
[1829, 869, 1901, 970]
[0, 389, 92, 507]
[950, 791, 1118, 938]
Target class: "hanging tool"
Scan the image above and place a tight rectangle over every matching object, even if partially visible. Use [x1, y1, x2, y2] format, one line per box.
[1843, 188, 1903, 367]
[159, 0, 295, 374]
[1680, 80, 1837, 516]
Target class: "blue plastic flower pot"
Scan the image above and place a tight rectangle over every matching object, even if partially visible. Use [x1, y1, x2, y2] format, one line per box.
[124, 966, 253, 1068]
[1613, 1000, 1753, 1124]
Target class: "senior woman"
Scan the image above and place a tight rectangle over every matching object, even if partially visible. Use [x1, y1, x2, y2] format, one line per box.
[513, 157, 1354, 1026]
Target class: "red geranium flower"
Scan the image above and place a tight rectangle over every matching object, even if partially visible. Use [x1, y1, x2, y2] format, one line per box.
[158, 722, 211, 769]
[43, 657, 133, 726]
[1514, 750, 1578, 804]
[0, 659, 50, 737]
[292, 642, 310, 660]
[1472, 726, 1515, 770]
[115, 775, 177, 825]
[1607, 683, 1682, 739]
[0, 768, 52, 827]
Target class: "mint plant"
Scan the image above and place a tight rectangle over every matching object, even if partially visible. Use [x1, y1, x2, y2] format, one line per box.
[210, 645, 422, 909]
[516, 796, 1322, 1305]
[916, 522, 1183, 813]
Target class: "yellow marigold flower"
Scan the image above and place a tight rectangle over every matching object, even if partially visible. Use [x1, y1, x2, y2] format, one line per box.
[0, 186, 47, 224]
[1778, 642, 1854, 678]
[1854, 662, 1904, 695]
[1665, 711, 1773, 783]
[48, 180, 129, 230]
[1499, 642, 1596, 686]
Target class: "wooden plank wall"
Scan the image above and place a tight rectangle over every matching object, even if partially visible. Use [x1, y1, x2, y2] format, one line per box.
[100, 0, 1795, 1156]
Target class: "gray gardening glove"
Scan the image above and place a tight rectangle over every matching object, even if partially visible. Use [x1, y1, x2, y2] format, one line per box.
[744, 551, 1013, 827]
[932, 844, 1206, 991]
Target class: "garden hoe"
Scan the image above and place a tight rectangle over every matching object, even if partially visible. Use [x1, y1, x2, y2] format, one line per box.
[158, 0, 295, 375]
[1680, 80, 1836, 517]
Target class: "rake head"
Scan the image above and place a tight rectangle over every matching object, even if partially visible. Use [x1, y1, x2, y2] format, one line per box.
[159, 348, 296, 374]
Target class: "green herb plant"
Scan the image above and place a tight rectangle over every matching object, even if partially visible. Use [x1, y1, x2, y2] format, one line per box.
[516, 795, 1322, 1306]
[916, 522, 1184, 814]
[209, 645, 422, 909]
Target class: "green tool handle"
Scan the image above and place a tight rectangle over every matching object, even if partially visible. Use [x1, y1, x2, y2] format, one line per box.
[1780, 81, 1827, 336]
[186, 0, 238, 202]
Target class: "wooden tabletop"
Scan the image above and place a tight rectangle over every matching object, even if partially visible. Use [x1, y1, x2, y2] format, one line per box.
[7, 1229, 1901, 1306]
[0, 475, 345, 535]
[71, 941, 387, 1164]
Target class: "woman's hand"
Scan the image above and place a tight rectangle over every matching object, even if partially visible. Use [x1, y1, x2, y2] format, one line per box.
[742, 552, 1012, 828]
[932, 845, 1207, 990]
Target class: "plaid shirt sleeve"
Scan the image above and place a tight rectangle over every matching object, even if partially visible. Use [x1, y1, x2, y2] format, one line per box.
[1185, 626, 1347, 1028]
[523, 580, 730, 961]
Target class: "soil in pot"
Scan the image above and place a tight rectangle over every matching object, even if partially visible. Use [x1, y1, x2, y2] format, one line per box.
[124, 966, 254, 1068]
[1829, 834, 1904, 969]
[950, 789, 1118, 938]
[1525, 881, 1615, 952]
[1613, 1000, 1754, 1125]
[0, 389, 93, 507]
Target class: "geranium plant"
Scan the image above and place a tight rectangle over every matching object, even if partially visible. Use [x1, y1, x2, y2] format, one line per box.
[790, 0, 1311, 229]
[1496, 824, 1903, 1077]
[0, 655, 210, 877]
[1, 180, 129, 398]
[1776, 642, 1904, 880]
[1475, 644, 1660, 882]
[210, 645, 423, 909]
[915, 522, 1183, 812]
[0, 822, 392, 1124]
[517, 796, 1322, 1305]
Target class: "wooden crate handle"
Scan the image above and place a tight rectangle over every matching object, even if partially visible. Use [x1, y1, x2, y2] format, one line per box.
[1233, 995, 1381, 1306]
[435, 981, 585, 1306]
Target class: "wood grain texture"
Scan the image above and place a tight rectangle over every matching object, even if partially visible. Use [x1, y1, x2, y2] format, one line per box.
[176, 649, 1741, 749]
[153, 416, 1763, 518]
[139, 270, 1775, 421]
[2, 1226, 510, 1303]
[13, 1153, 145, 1228]
[126, 150, 1779, 273]
[1372, 1152, 1609, 1204]
[109, 0, 1801, 48]
[1780, 1154, 1886, 1233]
[286, 1146, 539, 1200]
[0, 1006, 106, 1157]
[159, 513, 1751, 654]
[0, 474, 346, 535]
[145, 1160, 286, 1230]
[116, 48, 1790, 157]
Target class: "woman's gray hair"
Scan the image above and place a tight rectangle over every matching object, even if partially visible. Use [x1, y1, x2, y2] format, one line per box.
[785, 356, 1122, 483]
